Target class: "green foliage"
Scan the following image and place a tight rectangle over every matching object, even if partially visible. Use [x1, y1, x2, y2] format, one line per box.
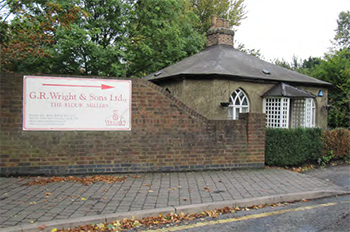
[265, 128, 323, 166]
[236, 43, 263, 58]
[1, 0, 247, 76]
[190, 0, 247, 34]
[0, 0, 85, 73]
[344, 155, 350, 164]
[49, 0, 131, 76]
[126, 0, 204, 77]
[319, 151, 334, 167]
[334, 11, 350, 49]
[273, 58, 293, 70]
[311, 48, 350, 128]
[273, 56, 305, 73]
[273, 12, 350, 128]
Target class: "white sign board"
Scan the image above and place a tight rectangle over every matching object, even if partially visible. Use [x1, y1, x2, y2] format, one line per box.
[23, 76, 132, 131]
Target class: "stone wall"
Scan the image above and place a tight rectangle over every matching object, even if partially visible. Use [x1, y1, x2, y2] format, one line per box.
[0, 73, 265, 176]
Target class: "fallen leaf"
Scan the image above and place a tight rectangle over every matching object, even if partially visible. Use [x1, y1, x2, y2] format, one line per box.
[38, 225, 47, 230]
[97, 223, 105, 229]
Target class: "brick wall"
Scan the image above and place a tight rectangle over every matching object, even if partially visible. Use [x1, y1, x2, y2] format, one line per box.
[0, 73, 265, 176]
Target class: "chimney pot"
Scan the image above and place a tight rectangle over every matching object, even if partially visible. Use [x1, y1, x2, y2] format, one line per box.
[224, 19, 230, 28]
[216, 18, 224, 27]
[211, 14, 217, 28]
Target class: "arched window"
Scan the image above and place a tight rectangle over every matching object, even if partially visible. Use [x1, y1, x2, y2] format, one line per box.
[228, 89, 250, 120]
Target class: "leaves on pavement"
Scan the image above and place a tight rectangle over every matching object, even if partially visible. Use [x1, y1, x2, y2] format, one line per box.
[52, 203, 290, 231]
[25, 175, 128, 186]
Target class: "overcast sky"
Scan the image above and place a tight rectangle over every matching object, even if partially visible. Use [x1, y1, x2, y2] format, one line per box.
[234, 0, 350, 62]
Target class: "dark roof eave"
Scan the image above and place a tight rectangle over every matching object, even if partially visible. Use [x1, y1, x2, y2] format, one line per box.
[149, 73, 333, 88]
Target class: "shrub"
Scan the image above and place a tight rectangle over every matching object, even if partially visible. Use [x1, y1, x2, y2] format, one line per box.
[322, 128, 350, 158]
[265, 128, 323, 166]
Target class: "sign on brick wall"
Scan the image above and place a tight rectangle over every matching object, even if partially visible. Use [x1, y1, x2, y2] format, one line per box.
[23, 76, 131, 131]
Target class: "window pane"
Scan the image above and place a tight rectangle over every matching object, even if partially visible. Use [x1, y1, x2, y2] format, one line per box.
[228, 107, 233, 119]
[291, 99, 305, 128]
[231, 92, 237, 100]
[235, 98, 240, 105]
[235, 108, 240, 120]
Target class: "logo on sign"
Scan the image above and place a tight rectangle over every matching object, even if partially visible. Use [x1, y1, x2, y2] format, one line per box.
[105, 110, 126, 126]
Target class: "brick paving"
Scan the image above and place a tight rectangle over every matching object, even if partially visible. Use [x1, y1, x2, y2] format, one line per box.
[0, 169, 346, 228]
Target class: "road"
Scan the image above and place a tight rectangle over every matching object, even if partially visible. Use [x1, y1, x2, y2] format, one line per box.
[145, 165, 350, 232]
[147, 195, 349, 232]
[303, 164, 350, 191]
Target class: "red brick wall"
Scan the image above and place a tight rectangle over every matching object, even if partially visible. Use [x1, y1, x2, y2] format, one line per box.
[0, 73, 265, 175]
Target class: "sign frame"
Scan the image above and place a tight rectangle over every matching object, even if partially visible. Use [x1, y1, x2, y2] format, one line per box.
[23, 76, 132, 131]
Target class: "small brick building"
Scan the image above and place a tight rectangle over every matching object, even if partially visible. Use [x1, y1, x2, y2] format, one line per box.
[144, 15, 332, 129]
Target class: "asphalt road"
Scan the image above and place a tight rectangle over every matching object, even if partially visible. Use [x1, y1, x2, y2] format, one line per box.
[151, 194, 349, 232]
[145, 165, 350, 232]
[303, 164, 350, 191]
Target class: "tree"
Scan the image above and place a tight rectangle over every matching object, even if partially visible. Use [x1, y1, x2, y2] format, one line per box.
[299, 57, 322, 75]
[1, 0, 248, 77]
[273, 56, 304, 72]
[190, 0, 247, 34]
[273, 58, 293, 70]
[236, 43, 263, 58]
[0, 0, 85, 73]
[127, 0, 204, 77]
[49, 0, 132, 76]
[311, 48, 350, 128]
[334, 11, 350, 49]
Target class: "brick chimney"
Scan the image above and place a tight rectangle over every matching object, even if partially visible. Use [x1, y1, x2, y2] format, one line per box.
[206, 14, 235, 47]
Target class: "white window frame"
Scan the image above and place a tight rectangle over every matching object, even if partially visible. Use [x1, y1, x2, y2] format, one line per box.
[228, 88, 250, 120]
[305, 98, 316, 128]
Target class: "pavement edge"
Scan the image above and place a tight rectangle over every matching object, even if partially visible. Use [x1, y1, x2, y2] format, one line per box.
[2, 190, 348, 232]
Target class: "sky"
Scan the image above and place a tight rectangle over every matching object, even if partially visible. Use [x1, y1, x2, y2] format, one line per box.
[234, 0, 350, 62]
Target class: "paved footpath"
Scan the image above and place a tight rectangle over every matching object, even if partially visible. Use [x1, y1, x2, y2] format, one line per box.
[0, 169, 348, 230]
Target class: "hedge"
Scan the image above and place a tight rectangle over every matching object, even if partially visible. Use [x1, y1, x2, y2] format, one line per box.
[265, 128, 323, 166]
[322, 128, 350, 158]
